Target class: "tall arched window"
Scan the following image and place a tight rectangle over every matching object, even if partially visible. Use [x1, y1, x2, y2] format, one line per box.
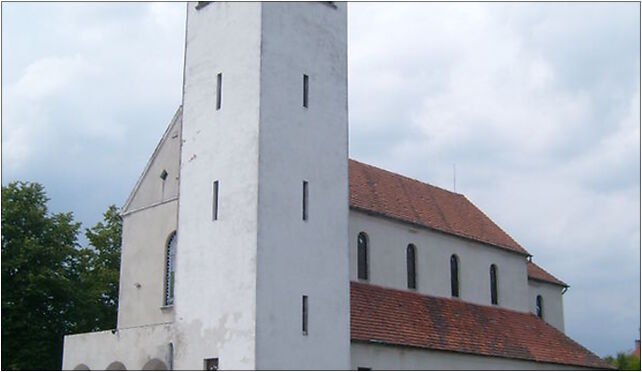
[357, 232, 368, 280]
[165, 232, 177, 306]
[450, 254, 459, 297]
[407, 244, 416, 289]
[536, 295, 543, 319]
[490, 264, 498, 305]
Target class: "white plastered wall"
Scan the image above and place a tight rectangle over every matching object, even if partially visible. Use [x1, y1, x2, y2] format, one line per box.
[62, 324, 172, 371]
[117, 107, 182, 328]
[123, 108, 181, 213]
[118, 202, 178, 328]
[350, 342, 596, 370]
[349, 210, 530, 312]
[528, 279, 566, 332]
[173, 2, 262, 369]
[255, 2, 350, 369]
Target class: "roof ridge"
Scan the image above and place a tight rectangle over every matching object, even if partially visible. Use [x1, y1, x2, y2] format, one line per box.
[348, 158, 463, 197]
[350, 206, 529, 255]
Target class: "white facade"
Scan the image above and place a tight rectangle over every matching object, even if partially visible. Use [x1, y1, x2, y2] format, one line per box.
[62, 2, 581, 370]
[176, 2, 349, 369]
[349, 210, 531, 312]
[529, 278, 566, 331]
[175, 3, 263, 369]
[117, 108, 181, 330]
[350, 343, 591, 371]
[254, 3, 350, 370]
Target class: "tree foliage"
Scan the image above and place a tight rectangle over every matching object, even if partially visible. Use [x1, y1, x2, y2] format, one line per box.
[75, 205, 122, 333]
[605, 352, 641, 371]
[1, 182, 121, 370]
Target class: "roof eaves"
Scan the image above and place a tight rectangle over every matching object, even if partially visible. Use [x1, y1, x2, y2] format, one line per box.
[528, 276, 569, 288]
[349, 205, 530, 257]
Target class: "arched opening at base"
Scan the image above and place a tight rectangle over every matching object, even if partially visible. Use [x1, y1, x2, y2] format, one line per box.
[73, 364, 90, 371]
[106, 361, 127, 370]
[142, 359, 168, 370]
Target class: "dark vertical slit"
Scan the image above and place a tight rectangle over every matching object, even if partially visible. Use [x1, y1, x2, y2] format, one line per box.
[216, 73, 222, 110]
[302, 295, 308, 335]
[213, 180, 219, 220]
[302, 180, 308, 221]
[303, 74, 309, 108]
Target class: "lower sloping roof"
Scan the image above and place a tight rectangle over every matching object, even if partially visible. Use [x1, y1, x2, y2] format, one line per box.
[528, 261, 568, 287]
[350, 282, 610, 369]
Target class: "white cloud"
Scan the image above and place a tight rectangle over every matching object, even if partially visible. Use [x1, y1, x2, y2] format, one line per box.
[13, 55, 94, 99]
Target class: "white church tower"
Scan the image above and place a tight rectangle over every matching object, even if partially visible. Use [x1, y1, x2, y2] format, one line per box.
[62, 3, 609, 370]
[175, 2, 350, 369]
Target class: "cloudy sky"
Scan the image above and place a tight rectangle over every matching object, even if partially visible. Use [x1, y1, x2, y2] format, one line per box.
[2, 2, 639, 358]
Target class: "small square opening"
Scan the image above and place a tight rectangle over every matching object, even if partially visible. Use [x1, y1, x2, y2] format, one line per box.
[204, 358, 218, 371]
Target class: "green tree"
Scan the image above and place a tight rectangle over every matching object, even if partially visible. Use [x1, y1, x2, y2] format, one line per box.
[1, 182, 81, 370]
[1, 182, 122, 370]
[605, 352, 641, 370]
[76, 205, 122, 332]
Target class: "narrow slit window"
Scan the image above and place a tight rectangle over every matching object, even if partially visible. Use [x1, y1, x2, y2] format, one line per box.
[450, 254, 459, 297]
[407, 244, 416, 290]
[161, 170, 168, 197]
[490, 264, 498, 305]
[357, 232, 369, 280]
[168, 343, 174, 371]
[302, 295, 308, 335]
[212, 180, 219, 221]
[164, 232, 177, 306]
[302, 180, 309, 221]
[303, 74, 309, 108]
[536, 295, 543, 318]
[216, 73, 222, 110]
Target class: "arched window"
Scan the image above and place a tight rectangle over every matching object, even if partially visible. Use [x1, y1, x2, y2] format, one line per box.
[490, 264, 498, 305]
[357, 232, 369, 280]
[450, 254, 459, 297]
[165, 232, 177, 306]
[536, 295, 543, 318]
[407, 244, 416, 289]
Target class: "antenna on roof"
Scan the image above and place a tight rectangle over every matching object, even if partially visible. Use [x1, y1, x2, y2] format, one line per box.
[453, 163, 456, 193]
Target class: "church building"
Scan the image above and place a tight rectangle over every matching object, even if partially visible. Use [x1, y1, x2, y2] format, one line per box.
[62, 2, 611, 370]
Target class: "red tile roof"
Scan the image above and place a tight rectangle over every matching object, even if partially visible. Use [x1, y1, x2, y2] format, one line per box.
[351, 282, 610, 369]
[528, 261, 568, 287]
[349, 159, 529, 256]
